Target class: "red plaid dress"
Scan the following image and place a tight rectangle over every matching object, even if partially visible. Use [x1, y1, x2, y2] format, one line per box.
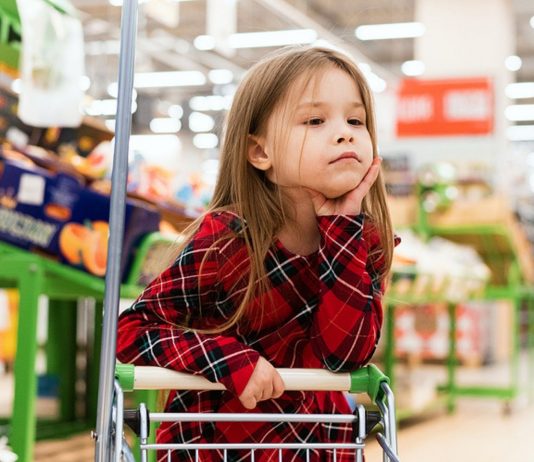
[117, 211, 387, 461]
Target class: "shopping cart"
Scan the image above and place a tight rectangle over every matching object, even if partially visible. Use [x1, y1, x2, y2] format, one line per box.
[109, 363, 400, 462]
[92, 3, 401, 462]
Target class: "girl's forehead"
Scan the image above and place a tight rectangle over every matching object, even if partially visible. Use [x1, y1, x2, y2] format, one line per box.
[288, 68, 328, 98]
[289, 66, 360, 102]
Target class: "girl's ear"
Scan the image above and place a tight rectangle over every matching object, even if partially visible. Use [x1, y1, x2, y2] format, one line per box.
[247, 135, 272, 171]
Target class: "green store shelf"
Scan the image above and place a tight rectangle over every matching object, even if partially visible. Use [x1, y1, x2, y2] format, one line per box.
[0, 238, 151, 462]
[383, 187, 534, 420]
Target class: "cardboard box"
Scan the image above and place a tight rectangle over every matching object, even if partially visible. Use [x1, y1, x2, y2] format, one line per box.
[0, 158, 160, 280]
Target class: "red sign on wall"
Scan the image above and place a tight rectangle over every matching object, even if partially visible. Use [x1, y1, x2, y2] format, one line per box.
[396, 77, 494, 137]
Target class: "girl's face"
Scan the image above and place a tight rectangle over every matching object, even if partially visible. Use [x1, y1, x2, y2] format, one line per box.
[259, 66, 374, 199]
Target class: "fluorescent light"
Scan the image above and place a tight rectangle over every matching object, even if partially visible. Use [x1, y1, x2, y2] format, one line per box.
[358, 63, 387, 93]
[189, 112, 215, 132]
[132, 71, 206, 88]
[401, 60, 425, 76]
[129, 135, 182, 161]
[168, 104, 184, 118]
[505, 55, 522, 72]
[356, 64, 386, 93]
[189, 95, 232, 111]
[150, 117, 181, 133]
[86, 99, 117, 116]
[531, 16, 534, 28]
[505, 104, 534, 121]
[84, 99, 137, 117]
[507, 125, 534, 141]
[107, 82, 138, 100]
[193, 133, 218, 149]
[506, 82, 534, 99]
[208, 69, 234, 85]
[366, 73, 387, 93]
[194, 29, 317, 50]
[355, 22, 425, 41]
[194, 35, 216, 50]
[80, 76, 91, 91]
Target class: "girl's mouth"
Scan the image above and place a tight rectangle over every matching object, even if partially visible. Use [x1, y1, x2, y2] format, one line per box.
[330, 151, 361, 163]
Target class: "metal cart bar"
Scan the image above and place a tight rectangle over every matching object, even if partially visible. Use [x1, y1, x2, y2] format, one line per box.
[114, 364, 399, 461]
[143, 443, 365, 451]
[149, 413, 358, 424]
[94, 0, 139, 460]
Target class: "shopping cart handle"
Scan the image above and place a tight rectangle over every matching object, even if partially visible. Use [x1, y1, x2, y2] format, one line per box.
[115, 363, 389, 403]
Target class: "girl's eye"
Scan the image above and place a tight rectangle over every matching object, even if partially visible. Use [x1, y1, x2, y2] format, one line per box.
[348, 118, 363, 126]
[304, 118, 323, 126]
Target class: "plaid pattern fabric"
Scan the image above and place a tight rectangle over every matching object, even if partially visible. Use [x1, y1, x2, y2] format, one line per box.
[117, 211, 388, 461]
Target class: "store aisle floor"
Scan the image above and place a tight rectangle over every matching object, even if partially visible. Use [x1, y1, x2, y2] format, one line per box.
[366, 398, 534, 462]
[31, 398, 534, 462]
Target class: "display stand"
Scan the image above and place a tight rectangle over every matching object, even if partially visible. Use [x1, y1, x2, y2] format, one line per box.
[383, 268, 484, 415]
[384, 189, 534, 416]
[0, 234, 169, 462]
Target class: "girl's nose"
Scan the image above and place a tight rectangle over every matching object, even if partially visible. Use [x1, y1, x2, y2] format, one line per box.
[336, 134, 354, 144]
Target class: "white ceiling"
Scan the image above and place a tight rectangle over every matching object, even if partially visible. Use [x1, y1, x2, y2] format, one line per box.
[71, 0, 534, 133]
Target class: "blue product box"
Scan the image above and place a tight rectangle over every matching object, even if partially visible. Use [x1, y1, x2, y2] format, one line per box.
[0, 157, 160, 280]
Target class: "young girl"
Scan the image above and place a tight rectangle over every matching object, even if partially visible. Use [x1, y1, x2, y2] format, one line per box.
[117, 45, 396, 461]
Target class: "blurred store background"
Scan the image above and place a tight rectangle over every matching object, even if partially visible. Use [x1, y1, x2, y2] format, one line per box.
[0, 0, 534, 461]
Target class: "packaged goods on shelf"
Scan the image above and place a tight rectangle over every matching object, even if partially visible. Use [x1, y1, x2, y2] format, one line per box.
[0, 155, 160, 280]
[393, 302, 491, 366]
[391, 229, 490, 301]
[382, 154, 416, 197]
[0, 85, 113, 159]
[426, 195, 534, 285]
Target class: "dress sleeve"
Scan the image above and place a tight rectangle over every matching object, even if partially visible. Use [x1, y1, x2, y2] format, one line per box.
[310, 214, 384, 372]
[116, 215, 260, 396]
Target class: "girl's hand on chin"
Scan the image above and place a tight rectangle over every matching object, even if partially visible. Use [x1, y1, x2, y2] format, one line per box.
[306, 157, 382, 216]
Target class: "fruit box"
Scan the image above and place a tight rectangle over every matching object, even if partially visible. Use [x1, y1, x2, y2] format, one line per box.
[0, 158, 160, 281]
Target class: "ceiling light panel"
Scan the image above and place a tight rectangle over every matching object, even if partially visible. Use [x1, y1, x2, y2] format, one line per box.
[194, 29, 317, 50]
[506, 82, 534, 99]
[132, 71, 207, 88]
[355, 22, 425, 41]
[505, 104, 534, 121]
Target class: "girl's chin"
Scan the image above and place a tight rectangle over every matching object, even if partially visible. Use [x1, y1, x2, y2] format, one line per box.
[322, 183, 360, 199]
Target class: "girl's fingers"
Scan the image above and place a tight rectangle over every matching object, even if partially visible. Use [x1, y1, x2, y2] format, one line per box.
[240, 393, 257, 409]
[259, 383, 274, 402]
[346, 157, 381, 203]
[358, 157, 381, 191]
[306, 157, 382, 216]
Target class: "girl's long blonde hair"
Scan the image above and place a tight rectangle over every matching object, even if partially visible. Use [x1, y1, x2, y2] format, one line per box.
[175, 46, 394, 333]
